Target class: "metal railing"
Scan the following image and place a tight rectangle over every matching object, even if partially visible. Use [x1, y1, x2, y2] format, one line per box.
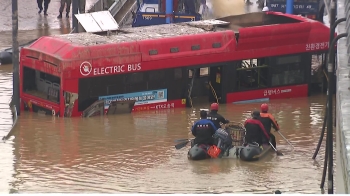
[345, 0, 350, 194]
[346, 0, 350, 60]
[109, 0, 127, 16]
[2, 105, 18, 141]
[336, 0, 350, 193]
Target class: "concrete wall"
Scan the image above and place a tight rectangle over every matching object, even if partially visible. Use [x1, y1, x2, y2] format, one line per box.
[335, 0, 350, 193]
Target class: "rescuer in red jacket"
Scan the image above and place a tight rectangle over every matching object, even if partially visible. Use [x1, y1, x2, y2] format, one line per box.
[259, 103, 280, 148]
[244, 111, 270, 146]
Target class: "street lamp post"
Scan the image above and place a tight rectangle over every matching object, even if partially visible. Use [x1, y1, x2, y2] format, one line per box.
[286, 0, 294, 14]
[12, 0, 20, 116]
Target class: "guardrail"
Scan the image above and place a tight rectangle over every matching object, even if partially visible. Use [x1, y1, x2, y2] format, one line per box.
[344, 0, 350, 192]
[335, 0, 350, 193]
[2, 105, 18, 141]
[108, 0, 127, 16]
[87, 0, 116, 13]
[346, 0, 350, 59]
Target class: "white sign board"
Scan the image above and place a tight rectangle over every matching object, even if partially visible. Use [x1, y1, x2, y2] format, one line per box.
[75, 11, 119, 33]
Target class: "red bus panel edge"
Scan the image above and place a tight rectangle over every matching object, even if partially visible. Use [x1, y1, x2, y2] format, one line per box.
[226, 84, 308, 103]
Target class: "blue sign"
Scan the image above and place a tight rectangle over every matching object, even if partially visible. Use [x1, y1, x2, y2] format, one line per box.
[99, 89, 168, 109]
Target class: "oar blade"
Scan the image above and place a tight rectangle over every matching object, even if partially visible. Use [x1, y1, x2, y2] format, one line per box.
[175, 140, 190, 150]
[174, 139, 189, 143]
[269, 141, 284, 156]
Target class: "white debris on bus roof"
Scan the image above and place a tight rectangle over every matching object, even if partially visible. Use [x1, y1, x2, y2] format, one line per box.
[53, 20, 230, 46]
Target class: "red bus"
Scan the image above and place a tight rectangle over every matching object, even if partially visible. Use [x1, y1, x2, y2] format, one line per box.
[19, 12, 330, 117]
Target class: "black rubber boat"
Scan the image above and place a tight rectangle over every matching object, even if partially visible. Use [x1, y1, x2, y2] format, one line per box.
[0, 39, 37, 65]
[187, 123, 272, 162]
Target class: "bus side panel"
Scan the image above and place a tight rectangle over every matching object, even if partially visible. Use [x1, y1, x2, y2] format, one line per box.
[125, 99, 186, 112]
[226, 84, 308, 103]
[63, 79, 80, 117]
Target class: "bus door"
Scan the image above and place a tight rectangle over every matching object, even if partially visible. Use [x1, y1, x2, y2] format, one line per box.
[208, 66, 223, 103]
[63, 91, 78, 117]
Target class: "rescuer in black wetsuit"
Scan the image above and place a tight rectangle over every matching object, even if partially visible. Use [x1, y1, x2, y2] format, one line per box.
[244, 111, 270, 146]
[191, 110, 218, 146]
[207, 103, 229, 129]
[259, 103, 280, 148]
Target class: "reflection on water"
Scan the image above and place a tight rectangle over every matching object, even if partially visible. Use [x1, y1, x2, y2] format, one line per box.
[0, 80, 329, 193]
[0, 12, 330, 193]
[0, 19, 71, 51]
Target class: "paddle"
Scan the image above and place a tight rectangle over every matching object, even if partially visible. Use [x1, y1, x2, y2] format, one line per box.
[174, 138, 190, 143]
[276, 131, 295, 149]
[175, 140, 191, 150]
[269, 141, 284, 156]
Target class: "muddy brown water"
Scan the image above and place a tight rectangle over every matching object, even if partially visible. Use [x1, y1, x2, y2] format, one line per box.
[0, 5, 331, 192]
[0, 65, 329, 193]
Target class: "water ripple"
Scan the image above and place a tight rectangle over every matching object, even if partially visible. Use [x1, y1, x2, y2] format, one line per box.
[0, 62, 331, 193]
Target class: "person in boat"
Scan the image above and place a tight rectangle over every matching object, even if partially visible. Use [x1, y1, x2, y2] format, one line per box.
[259, 103, 280, 148]
[191, 110, 218, 146]
[244, 111, 270, 146]
[207, 103, 229, 129]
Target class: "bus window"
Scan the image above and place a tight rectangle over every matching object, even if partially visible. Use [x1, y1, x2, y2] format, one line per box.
[149, 70, 165, 81]
[129, 72, 144, 83]
[22, 66, 60, 103]
[148, 70, 167, 90]
[200, 67, 209, 77]
[174, 68, 182, 79]
[236, 58, 269, 90]
[188, 67, 208, 79]
[271, 55, 305, 86]
[311, 53, 325, 74]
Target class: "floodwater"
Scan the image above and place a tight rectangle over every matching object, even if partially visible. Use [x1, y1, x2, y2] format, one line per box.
[0, 1, 332, 194]
[0, 58, 329, 193]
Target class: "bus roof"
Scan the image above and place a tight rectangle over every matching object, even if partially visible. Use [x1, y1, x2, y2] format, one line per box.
[21, 12, 330, 77]
[46, 12, 317, 45]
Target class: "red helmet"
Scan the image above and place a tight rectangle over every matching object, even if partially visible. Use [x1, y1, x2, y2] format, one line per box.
[261, 103, 269, 112]
[210, 103, 219, 111]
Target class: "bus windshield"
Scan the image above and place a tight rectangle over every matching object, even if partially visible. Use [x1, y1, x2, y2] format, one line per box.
[22, 66, 60, 104]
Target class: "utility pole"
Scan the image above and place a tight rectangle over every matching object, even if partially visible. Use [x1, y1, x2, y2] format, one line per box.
[166, 0, 173, 24]
[326, 0, 337, 194]
[12, 0, 20, 116]
[72, 0, 80, 33]
[286, 0, 294, 14]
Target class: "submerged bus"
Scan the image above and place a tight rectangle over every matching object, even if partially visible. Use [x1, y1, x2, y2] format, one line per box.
[19, 12, 331, 117]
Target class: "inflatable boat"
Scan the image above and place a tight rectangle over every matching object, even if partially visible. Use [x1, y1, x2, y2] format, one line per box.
[0, 39, 37, 65]
[187, 123, 272, 161]
[187, 142, 272, 161]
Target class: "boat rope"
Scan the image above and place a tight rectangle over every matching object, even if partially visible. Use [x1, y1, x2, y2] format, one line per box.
[209, 81, 219, 104]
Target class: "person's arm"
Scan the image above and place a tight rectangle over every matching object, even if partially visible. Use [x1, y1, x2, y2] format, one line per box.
[191, 122, 197, 136]
[219, 115, 229, 124]
[268, 114, 280, 131]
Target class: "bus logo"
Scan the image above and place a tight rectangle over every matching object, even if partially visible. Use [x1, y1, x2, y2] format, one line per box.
[80, 61, 92, 76]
